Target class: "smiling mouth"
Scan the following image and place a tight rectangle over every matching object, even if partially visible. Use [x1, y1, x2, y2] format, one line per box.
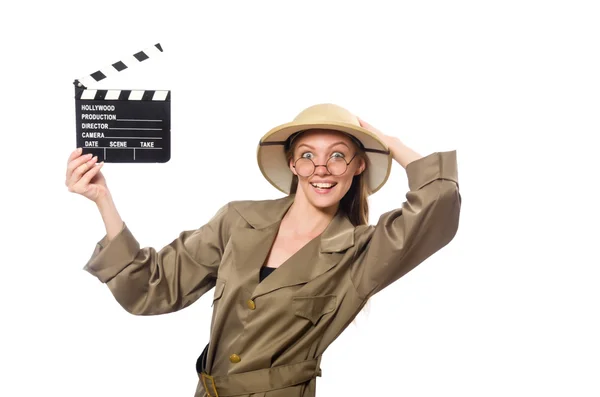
[310, 182, 337, 190]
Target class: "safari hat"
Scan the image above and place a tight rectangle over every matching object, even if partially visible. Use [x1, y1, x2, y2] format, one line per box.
[257, 103, 392, 194]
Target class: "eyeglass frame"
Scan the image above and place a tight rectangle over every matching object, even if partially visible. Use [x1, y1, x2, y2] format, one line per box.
[292, 153, 359, 177]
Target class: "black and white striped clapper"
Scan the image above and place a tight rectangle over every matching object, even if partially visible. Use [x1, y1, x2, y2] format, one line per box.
[74, 43, 170, 163]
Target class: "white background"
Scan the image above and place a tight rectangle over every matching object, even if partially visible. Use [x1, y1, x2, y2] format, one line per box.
[1, 0, 598, 396]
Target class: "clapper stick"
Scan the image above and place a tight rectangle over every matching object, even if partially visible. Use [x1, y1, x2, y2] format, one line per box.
[74, 43, 171, 163]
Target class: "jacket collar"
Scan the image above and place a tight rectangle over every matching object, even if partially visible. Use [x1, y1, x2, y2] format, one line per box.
[230, 194, 356, 253]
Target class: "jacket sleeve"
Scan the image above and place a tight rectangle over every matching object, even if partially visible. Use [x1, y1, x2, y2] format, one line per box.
[83, 202, 232, 315]
[350, 150, 461, 300]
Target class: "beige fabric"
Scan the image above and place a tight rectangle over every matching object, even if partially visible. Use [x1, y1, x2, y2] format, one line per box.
[84, 150, 461, 397]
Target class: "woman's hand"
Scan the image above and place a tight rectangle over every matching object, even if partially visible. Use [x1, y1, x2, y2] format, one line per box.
[358, 116, 395, 145]
[357, 116, 422, 168]
[65, 148, 109, 203]
[357, 116, 393, 143]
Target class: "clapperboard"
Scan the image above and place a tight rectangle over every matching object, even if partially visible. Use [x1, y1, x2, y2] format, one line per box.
[74, 43, 170, 162]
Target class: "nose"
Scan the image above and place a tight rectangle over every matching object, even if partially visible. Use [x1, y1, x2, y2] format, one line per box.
[313, 163, 330, 176]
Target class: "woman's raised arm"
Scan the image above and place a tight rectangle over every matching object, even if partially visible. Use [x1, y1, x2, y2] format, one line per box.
[350, 149, 461, 300]
[84, 202, 233, 315]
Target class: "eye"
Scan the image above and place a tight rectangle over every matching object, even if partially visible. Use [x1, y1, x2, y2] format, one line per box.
[331, 151, 345, 158]
[300, 152, 313, 159]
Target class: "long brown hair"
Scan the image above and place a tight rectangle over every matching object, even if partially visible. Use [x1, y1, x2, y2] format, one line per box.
[283, 130, 372, 226]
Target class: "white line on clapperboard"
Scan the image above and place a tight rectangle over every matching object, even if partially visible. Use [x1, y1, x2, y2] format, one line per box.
[117, 119, 162, 122]
[109, 127, 162, 130]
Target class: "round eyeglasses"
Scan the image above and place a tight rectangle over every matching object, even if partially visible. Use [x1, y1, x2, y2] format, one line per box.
[293, 154, 358, 177]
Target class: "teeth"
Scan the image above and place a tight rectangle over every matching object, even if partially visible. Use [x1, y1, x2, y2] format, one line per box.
[311, 182, 336, 188]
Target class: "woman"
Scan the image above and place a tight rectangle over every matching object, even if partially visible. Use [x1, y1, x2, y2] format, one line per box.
[66, 103, 461, 397]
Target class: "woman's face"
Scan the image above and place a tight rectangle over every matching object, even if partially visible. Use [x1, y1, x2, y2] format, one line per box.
[289, 129, 365, 210]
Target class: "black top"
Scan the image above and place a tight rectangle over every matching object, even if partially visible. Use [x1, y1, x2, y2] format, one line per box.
[259, 266, 277, 280]
[196, 266, 277, 373]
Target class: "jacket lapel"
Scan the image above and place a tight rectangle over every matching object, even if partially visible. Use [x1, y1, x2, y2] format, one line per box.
[229, 195, 357, 299]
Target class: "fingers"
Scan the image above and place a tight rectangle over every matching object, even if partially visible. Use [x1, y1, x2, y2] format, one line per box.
[356, 116, 384, 138]
[357, 117, 373, 130]
[67, 147, 82, 164]
[66, 153, 98, 186]
[357, 116, 371, 129]
[67, 161, 104, 195]
[66, 149, 89, 176]
[79, 161, 104, 187]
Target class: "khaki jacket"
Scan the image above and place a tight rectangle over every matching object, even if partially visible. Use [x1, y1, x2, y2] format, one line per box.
[84, 150, 461, 397]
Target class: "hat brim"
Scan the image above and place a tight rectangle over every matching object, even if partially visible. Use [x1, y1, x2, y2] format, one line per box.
[257, 121, 392, 195]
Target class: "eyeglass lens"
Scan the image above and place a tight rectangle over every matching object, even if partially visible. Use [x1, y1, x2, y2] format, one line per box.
[295, 157, 348, 177]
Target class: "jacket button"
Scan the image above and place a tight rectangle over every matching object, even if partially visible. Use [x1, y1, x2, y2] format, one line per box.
[247, 299, 256, 310]
[229, 354, 241, 363]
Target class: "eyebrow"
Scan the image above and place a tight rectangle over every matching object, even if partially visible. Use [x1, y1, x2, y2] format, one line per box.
[296, 141, 350, 150]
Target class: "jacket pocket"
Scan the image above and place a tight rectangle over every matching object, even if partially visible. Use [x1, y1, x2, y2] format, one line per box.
[211, 278, 226, 307]
[292, 295, 336, 325]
